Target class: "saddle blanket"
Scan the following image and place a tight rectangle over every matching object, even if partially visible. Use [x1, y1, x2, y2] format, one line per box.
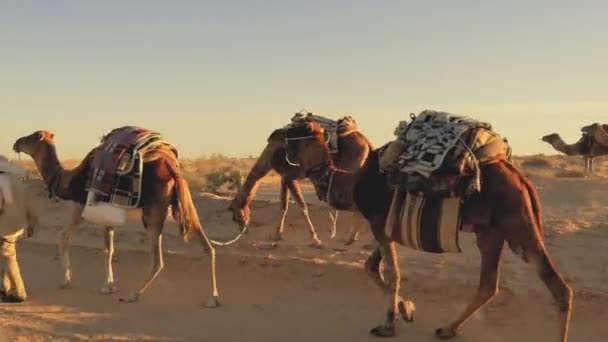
[384, 188, 462, 253]
[396, 110, 494, 177]
[290, 112, 359, 153]
[85, 126, 177, 208]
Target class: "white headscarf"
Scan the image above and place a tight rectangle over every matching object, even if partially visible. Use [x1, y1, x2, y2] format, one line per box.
[0, 155, 26, 206]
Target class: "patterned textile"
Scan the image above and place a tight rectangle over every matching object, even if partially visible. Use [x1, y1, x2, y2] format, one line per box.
[396, 110, 493, 177]
[85, 126, 177, 208]
[379, 110, 510, 197]
[384, 188, 462, 253]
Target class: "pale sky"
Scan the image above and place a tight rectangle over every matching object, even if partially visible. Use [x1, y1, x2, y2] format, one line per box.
[1, 0, 607, 159]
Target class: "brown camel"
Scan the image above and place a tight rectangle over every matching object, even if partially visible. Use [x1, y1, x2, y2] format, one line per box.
[13, 130, 221, 307]
[541, 124, 608, 174]
[229, 118, 373, 247]
[284, 122, 572, 341]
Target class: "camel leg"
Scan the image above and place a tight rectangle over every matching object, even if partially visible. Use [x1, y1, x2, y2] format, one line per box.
[287, 180, 322, 248]
[58, 204, 85, 289]
[435, 228, 504, 339]
[530, 249, 573, 342]
[100, 226, 117, 294]
[345, 211, 363, 246]
[119, 209, 166, 303]
[508, 230, 573, 342]
[1, 261, 10, 295]
[365, 245, 415, 323]
[370, 238, 402, 337]
[193, 224, 220, 308]
[587, 157, 594, 174]
[328, 209, 339, 239]
[272, 178, 289, 241]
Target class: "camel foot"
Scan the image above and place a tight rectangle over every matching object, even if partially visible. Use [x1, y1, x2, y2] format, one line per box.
[119, 293, 139, 303]
[329, 228, 337, 239]
[370, 324, 396, 338]
[60, 280, 72, 290]
[309, 237, 323, 249]
[204, 296, 220, 308]
[271, 232, 284, 241]
[345, 237, 357, 246]
[100, 282, 117, 294]
[435, 327, 457, 339]
[398, 300, 416, 322]
[1, 295, 26, 303]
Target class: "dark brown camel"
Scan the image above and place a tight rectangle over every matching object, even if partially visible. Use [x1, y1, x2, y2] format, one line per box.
[229, 122, 373, 246]
[13, 130, 221, 307]
[541, 123, 608, 174]
[284, 122, 572, 341]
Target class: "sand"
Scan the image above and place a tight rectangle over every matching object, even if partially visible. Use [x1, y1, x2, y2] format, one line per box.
[1, 176, 607, 341]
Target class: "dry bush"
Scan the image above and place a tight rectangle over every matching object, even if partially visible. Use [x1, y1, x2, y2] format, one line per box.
[554, 170, 586, 178]
[178, 154, 256, 193]
[519, 155, 555, 169]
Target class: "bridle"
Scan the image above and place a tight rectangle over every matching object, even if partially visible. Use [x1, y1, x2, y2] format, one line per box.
[284, 131, 330, 167]
[284, 133, 336, 205]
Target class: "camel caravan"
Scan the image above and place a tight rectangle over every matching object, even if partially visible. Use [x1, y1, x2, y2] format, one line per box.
[2, 110, 575, 341]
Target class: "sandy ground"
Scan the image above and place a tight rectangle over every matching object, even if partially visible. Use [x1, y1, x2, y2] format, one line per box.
[1, 176, 608, 341]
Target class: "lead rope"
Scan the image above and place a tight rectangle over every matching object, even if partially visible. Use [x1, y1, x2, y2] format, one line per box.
[208, 226, 248, 246]
[326, 170, 335, 205]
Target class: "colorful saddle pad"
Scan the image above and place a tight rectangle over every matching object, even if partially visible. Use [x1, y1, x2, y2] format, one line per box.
[86, 126, 177, 208]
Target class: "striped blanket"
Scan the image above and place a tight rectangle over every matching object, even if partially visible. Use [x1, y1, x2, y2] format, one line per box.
[384, 188, 462, 253]
[290, 112, 359, 153]
[85, 126, 177, 208]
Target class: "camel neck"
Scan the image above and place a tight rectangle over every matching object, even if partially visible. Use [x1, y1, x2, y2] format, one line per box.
[34, 144, 64, 197]
[305, 160, 332, 181]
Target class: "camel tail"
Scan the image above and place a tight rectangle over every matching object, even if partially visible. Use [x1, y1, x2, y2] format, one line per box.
[503, 160, 543, 236]
[172, 176, 202, 243]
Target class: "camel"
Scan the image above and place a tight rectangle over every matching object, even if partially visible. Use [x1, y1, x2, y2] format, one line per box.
[284, 121, 572, 341]
[542, 123, 608, 174]
[13, 130, 221, 307]
[229, 118, 373, 247]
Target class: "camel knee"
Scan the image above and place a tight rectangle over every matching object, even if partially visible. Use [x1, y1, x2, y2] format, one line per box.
[557, 285, 573, 312]
[155, 260, 165, 272]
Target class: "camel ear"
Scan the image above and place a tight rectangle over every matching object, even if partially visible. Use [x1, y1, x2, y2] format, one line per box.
[37, 132, 45, 141]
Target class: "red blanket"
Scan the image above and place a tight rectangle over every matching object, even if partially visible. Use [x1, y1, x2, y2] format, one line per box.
[87, 126, 157, 199]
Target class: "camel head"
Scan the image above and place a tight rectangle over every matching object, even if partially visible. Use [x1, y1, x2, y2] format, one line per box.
[13, 130, 55, 157]
[541, 133, 560, 144]
[284, 122, 330, 170]
[228, 197, 250, 230]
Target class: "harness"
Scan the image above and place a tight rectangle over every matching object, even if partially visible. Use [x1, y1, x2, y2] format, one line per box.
[284, 134, 336, 205]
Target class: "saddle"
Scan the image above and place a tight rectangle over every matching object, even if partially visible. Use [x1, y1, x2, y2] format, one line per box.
[380, 110, 511, 253]
[85, 126, 177, 208]
[380, 110, 511, 197]
[581, 123, 608, 148]
[289, 112, 359, 153]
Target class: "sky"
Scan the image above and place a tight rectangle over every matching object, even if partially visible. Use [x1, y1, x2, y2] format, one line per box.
[1, 0, 607, 159]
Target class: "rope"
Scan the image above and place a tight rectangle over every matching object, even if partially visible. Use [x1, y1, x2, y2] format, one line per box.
[208, 225, 249, 246]
[326, 171, 335, 205]
[284, 134, 318, 166]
